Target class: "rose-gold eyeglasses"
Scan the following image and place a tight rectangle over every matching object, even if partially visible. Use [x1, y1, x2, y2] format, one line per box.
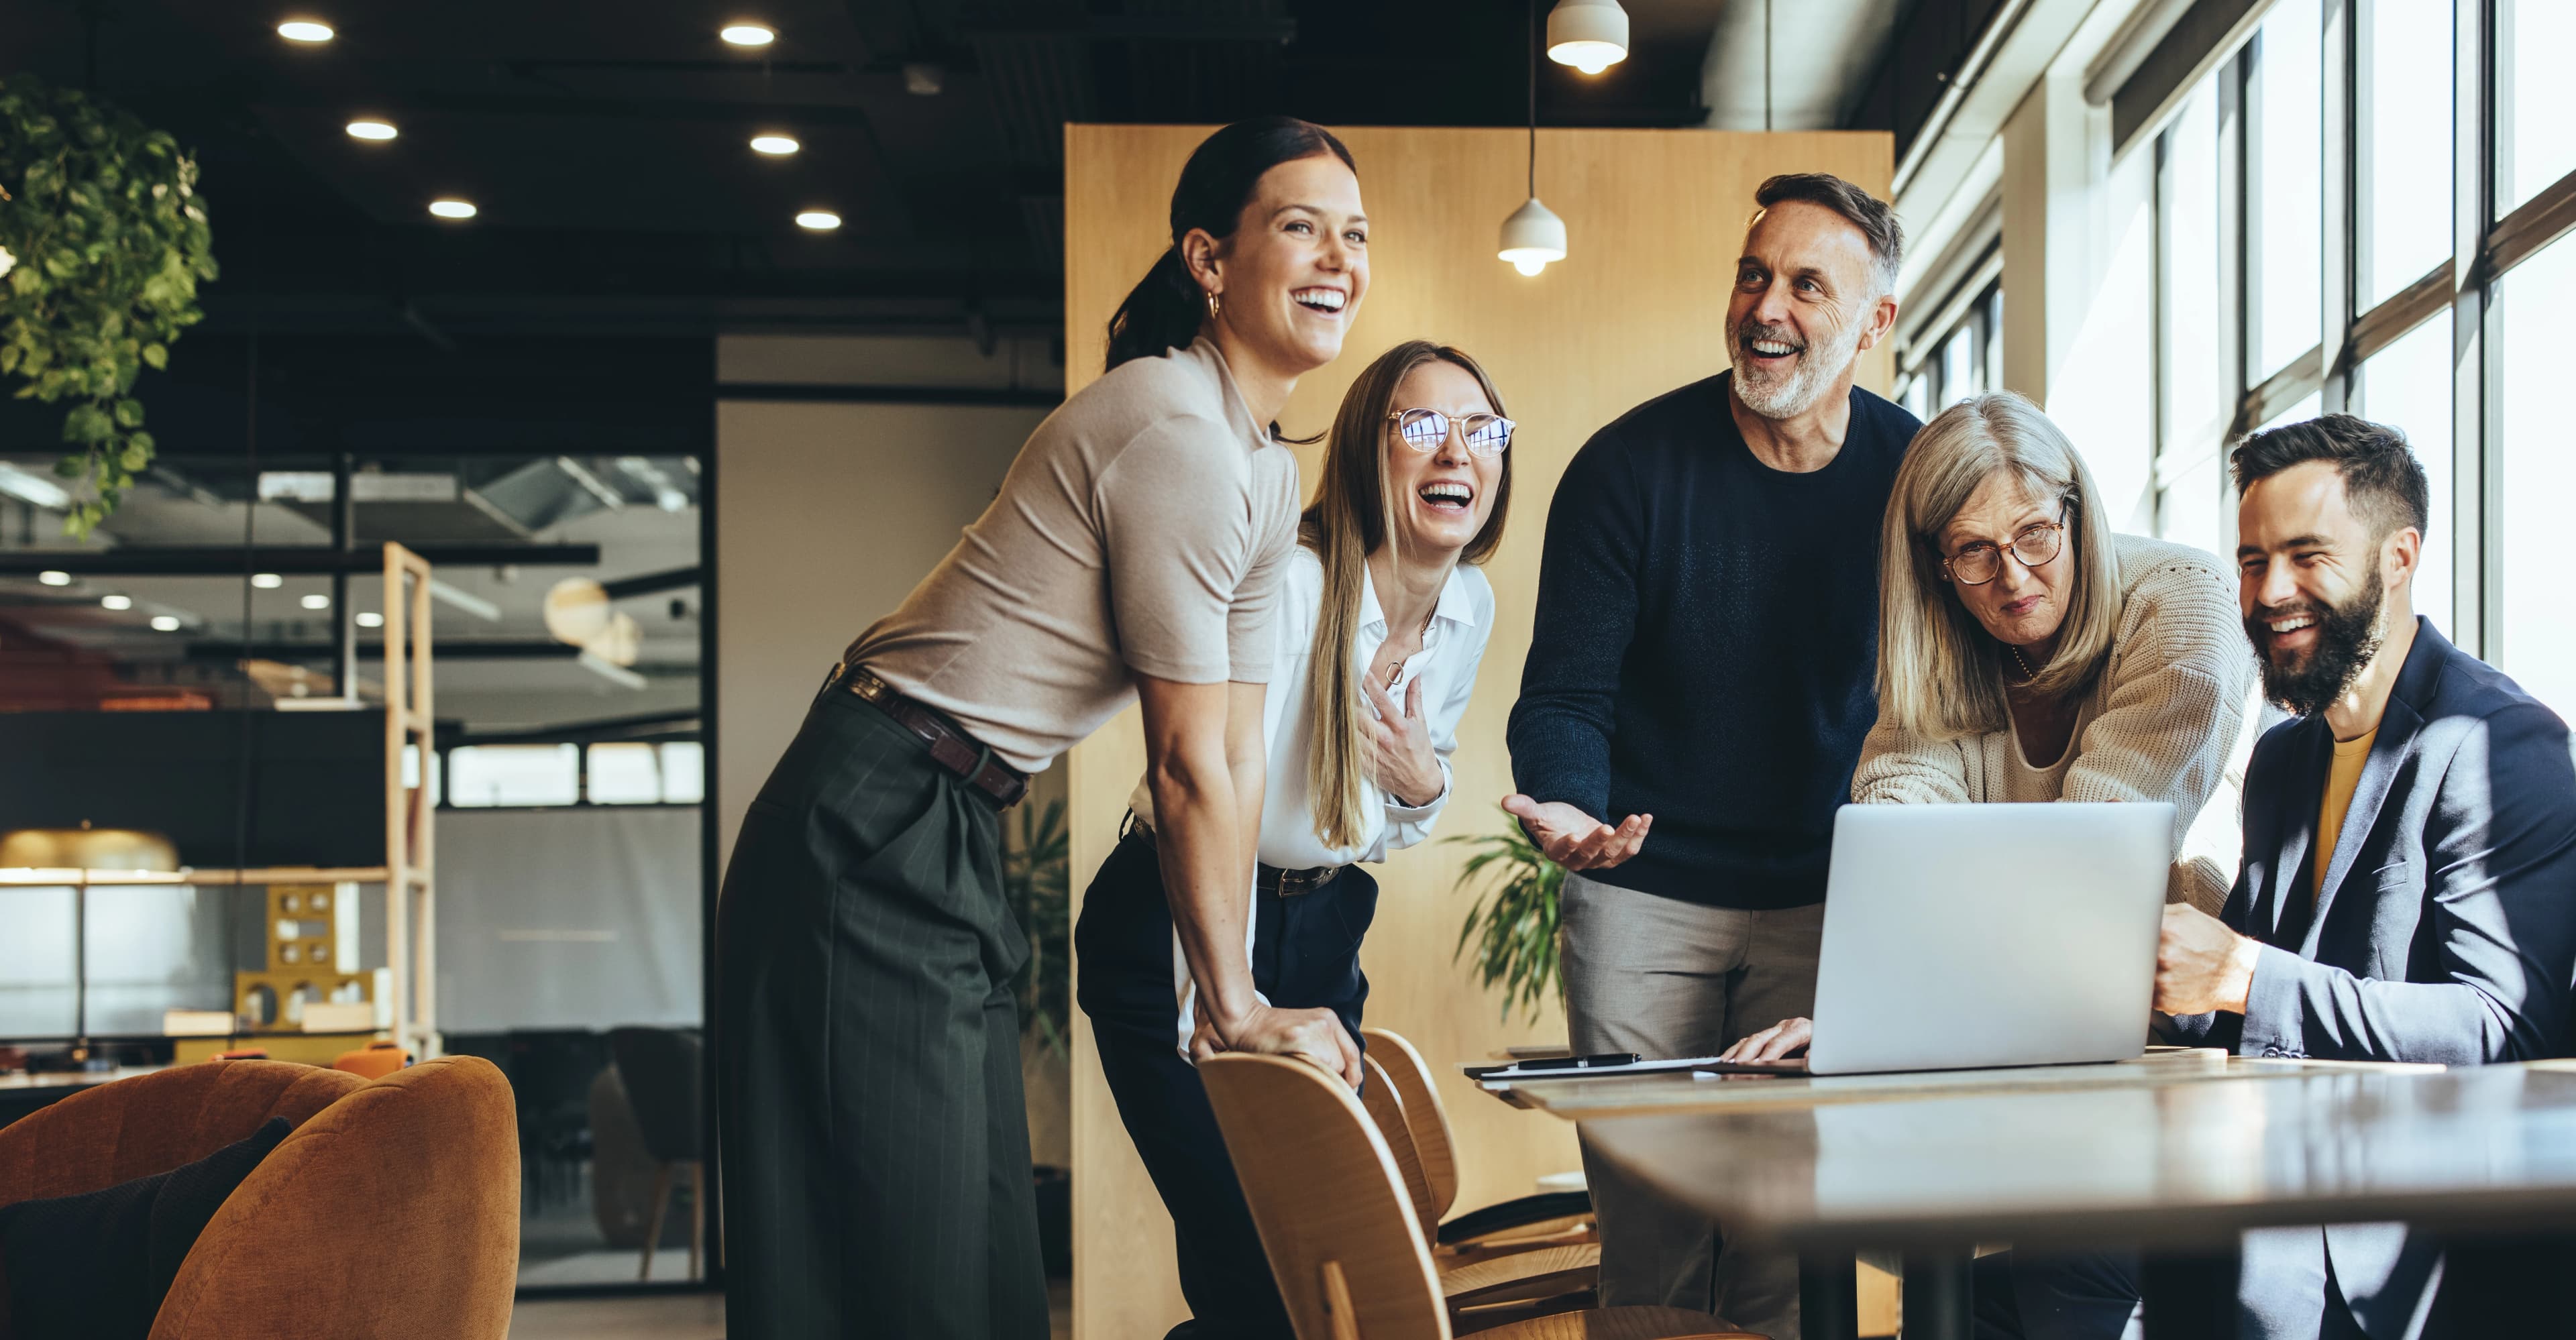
[1941, 514, 2069, 585]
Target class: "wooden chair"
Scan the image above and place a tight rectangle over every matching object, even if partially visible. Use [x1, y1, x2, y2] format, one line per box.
[1358, 1055, 1602, 1317]
[1363, 1029, 1597, 1258]
[609, 1025, 705, 1280]
[1199, 1052, 1766, 1339]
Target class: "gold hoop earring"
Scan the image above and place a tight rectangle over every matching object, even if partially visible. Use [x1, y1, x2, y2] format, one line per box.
[1205, 290, 1222, 321]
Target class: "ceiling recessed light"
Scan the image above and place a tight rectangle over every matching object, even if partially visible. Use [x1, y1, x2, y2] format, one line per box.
[796, 210, 842, 231]
[150, 614, 182, 632]
[37, 570, 71, 587]
[301, 593, 332, 610]
[277, 19, 335, 42]
[428, 199, 477, 220]
[749, 134, 800, 156]
[101, 594, 132, 611]
[346, 119, 398, 141]
[251, 572, 283, 589]
[720, 23, 775, 46]
[356, 611, 385, 628]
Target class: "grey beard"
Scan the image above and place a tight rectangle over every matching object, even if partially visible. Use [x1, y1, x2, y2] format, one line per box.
[1729, 322, 1865, 420]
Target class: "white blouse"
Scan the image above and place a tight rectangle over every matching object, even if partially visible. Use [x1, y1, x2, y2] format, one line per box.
[1129, 545, 1494, 867]
[1130, 545, 1497, 1051]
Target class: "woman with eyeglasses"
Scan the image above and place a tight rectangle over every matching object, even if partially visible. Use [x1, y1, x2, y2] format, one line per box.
[1721, 390, 2257, 1072]
[1075, 339, 1515, 1339]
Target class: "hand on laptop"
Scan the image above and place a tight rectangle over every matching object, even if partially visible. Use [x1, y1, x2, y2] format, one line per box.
[2152, 903, 2261, 1015]
[1502, 795, 1652, 871]
[1719, 1017, 1812, 1064]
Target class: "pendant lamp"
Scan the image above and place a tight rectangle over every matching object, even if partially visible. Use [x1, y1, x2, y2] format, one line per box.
[1499, 0, 1568, 278]
[1546, 0, 1628, 75]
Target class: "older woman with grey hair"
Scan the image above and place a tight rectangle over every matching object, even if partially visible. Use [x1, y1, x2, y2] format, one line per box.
[1724, 390, 2257, 1067]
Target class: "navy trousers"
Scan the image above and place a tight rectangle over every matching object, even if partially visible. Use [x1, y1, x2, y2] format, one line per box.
[1075, 828, 1377, 1340]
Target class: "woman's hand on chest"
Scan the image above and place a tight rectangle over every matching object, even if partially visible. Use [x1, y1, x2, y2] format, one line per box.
[1360, 673, 1442, 808]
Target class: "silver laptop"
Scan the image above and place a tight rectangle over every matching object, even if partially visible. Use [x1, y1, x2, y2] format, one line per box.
[1801, 801, 2173, 1076]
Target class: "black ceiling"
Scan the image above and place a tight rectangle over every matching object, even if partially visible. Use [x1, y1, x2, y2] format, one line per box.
[13, 0, 1752, 345]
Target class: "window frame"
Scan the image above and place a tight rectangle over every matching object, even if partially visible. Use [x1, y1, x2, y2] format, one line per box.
[2139, 0, 2575, 662]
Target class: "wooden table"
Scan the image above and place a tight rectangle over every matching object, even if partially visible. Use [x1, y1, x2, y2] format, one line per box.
[1574, 1063, 2576, 1339]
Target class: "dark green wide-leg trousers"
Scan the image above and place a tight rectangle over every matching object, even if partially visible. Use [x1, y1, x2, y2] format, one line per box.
[716, 687, 1048, 1339]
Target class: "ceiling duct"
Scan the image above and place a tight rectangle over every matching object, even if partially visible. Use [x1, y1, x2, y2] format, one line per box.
[1699, 0, 1908, 131]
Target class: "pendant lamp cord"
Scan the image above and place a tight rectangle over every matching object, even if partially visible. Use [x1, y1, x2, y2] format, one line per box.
[1764, 0, 1774, 132]
[1527, 0, 1538, 198]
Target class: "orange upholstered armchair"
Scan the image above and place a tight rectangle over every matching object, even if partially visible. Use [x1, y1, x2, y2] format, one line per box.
[0, 1057, 521, 1339]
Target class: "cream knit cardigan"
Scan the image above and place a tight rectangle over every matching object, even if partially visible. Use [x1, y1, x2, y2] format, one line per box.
[1850, 533, 2263, 913]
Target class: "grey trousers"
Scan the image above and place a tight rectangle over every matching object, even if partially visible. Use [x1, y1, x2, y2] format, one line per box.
[1562, 872, 1825, 1340]
[715, 689, 1049, 1339]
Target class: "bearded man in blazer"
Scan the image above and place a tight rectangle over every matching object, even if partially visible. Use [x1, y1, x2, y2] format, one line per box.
[2147, 414, 2576, 1338]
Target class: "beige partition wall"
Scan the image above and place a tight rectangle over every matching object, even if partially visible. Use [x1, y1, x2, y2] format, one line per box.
[1065, 123, 1893, 1336]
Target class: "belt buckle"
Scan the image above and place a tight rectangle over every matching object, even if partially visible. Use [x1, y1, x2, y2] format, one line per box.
[847, 667, 890, 705]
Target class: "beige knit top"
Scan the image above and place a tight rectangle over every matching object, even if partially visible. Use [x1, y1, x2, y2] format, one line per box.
[1850, 533, 2263, 913]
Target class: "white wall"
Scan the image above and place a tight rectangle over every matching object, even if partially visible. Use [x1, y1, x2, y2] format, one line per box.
[712, 396, 1046, 875]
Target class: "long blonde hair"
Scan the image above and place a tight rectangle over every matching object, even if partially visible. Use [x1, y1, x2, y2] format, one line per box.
[1876, 392, 2123, 739]
[1301, 341, 1513, 850]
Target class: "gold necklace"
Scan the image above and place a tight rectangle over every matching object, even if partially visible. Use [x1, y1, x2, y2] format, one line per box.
[2008, 645, 2038, 681]
[1382, 605, 1436, 689]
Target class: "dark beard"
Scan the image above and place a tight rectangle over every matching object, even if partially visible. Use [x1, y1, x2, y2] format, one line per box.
[2246, 564, 2386, 717]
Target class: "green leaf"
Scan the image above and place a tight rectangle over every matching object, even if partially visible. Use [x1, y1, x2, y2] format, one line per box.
[140, 342, 166, 370]
[61, 402, 112, 443]
[112, 396, 144, 427]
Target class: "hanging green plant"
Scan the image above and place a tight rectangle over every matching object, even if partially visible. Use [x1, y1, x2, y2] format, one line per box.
[1447, 810, 1568, 1025]
[0, 73, 217, 538]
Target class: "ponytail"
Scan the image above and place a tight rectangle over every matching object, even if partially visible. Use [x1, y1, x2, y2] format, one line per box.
[1106, 248, 1209, 372]
[1103, 117, 1357, 372]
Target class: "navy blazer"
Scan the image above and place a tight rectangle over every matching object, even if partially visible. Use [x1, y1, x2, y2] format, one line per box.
[2174, 619, 2576, 1063]
[2169, 620, 2576, 1339]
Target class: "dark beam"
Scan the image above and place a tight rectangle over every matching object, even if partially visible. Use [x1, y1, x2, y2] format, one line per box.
[602, 567, 703, 600]
[716, 383, 1061, 408]
[0, 545, 602, 576]
[187, 640, 694, 666]
[451, 709, 702, 745]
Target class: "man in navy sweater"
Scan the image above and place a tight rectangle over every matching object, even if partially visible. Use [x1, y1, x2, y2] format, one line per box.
[1505, 172, 1920, 1338]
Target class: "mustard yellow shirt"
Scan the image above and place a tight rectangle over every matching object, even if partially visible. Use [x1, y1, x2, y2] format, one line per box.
[2315, 727, 2381, 892]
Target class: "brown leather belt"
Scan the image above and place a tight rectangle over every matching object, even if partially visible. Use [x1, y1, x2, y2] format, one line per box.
[1122, 813, 1344, 898]
[830, 663, 1028, 808]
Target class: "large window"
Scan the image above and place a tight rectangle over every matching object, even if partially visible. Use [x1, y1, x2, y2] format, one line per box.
[2357, 0, 2453, 309]
[2498, 237, 2576, 714]
[1896, 277, 2004, 421]
[2140, 0, 2569, 714]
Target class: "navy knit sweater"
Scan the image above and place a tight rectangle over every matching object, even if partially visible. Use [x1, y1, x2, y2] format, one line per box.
[1507, 373, 1921, 908]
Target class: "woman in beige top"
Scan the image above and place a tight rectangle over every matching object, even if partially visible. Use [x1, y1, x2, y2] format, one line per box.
[715, 117, 1368, 1340]
[1723, 390, 2256, 1065]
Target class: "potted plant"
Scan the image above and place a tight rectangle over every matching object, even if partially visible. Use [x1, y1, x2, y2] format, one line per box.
[1001, 796, 1071, 1058]
[1446, 810, 1568, 1024]
[0, 74, 218, 537]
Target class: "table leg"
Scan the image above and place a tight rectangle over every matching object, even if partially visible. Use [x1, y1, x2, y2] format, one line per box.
[1902, 1251, 1974, 1340]
[2140, 1249, 2239, 1340]
[1799, 1250, 1860, 1340]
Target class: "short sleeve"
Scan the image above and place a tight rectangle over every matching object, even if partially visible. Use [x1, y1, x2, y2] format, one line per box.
[1097, 417, 1265, 685]
[1223, 447, 1302, 683]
